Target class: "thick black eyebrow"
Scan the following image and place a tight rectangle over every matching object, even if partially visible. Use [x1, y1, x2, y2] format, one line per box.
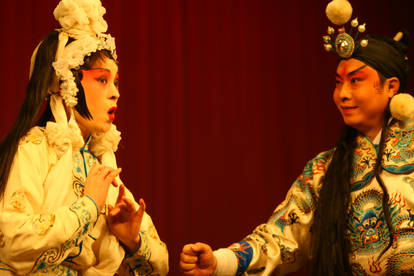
[336, 64, 367, 79]
[85, 68, 111, 72]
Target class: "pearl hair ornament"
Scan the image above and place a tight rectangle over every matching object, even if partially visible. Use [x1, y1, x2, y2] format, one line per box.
[326, 0, 352, 25]
[324, 3, 413, 122]
[323, 0, 368, 58]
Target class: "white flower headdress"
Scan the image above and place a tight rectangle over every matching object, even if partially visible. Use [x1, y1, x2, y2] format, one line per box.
[53, 0, 117, 107]
[29, 0, 122, 173]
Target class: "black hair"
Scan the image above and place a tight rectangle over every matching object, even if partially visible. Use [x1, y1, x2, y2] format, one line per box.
[0, 30, 59, 198]
[311, 70, 394, 275]
[311, 125, 357, 275]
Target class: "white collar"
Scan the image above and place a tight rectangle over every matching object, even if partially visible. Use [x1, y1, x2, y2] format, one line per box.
[372, 131, 382, 145]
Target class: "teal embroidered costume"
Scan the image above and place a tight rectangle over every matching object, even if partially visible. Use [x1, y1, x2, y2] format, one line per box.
[225, 120, 414, 275]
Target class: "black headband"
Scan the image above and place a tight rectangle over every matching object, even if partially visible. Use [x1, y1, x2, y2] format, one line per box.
[351, 31, 410, 90]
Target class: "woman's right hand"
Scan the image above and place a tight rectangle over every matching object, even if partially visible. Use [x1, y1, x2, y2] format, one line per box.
[180, 242, 217, 276]
[83, 164, 121, 211]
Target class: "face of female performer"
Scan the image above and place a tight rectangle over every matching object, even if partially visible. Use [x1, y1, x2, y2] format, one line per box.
[74, 57, 119, 138]
[333, 58, 398, 140]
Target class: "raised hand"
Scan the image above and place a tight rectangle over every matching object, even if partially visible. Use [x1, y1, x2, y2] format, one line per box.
[180, 242, 217, 276]
[107, 184, 145, 253]
[83, 165, 121, 211]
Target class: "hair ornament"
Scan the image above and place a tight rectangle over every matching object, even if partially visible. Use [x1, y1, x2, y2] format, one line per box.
[323, 0, 368, 58]
[52, 0, 117, 108]
[390, 93, 414, 121]
[40, 0, 122, 165]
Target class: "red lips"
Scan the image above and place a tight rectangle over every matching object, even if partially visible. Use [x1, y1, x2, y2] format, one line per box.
[108, 107, 117, 121]
[341, 106, 357, 113]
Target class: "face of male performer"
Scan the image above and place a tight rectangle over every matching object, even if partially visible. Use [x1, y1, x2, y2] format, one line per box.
[74, 57, 119, 138]
[333, 58, 397, 140]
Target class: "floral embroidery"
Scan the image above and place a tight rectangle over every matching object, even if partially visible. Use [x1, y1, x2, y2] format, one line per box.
[383, 123, 414, 174]
[32, 214, 56, 235]
[72, 142, 98, 199]
[72, 175, 84, 198]
[268, 151, 330, 233]
[351, 137, 377, 191]
[268, 199, 301, 234]
[10, 191, 27, 212]
[32, 199, 93, 274]
[349, 121, 414, 192]
[19, 133, 43, 145]
[146, 224, 166, 248]
[126, 231, 154, 275]
[69, 199, 93, 235]
[33, 255, 79, 276]
[280, 244, 296, 264]
[33, 247, 65, 273]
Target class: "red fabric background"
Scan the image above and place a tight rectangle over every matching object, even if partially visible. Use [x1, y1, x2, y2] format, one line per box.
[1, 1, 413, 275]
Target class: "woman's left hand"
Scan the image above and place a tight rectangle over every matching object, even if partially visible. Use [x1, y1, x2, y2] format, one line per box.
[107, 184, 146, 253]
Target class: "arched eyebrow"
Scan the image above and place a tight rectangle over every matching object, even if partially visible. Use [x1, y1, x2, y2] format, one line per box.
[86, 68, 110, 72]
[336, 64, 367, 79]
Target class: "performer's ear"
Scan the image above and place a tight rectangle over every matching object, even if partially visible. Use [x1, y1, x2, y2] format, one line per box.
[385, 77, 400, 98]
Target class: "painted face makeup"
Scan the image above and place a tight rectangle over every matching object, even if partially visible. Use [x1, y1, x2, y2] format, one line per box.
[333, 58, 394, 140]
[81, 69, 119, 120]
[74, 57, 120, 139]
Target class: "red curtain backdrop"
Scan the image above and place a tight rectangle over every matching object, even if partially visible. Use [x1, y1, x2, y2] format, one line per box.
[1, 1, 413, 275]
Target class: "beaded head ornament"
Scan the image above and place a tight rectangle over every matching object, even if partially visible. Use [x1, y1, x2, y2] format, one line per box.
[323, 0, 413, 121]
[323, 0, 368, 58]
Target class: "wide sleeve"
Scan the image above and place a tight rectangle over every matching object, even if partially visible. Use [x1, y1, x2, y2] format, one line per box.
[118, 187, 169, 275]
[0, 130, 99, 274]
[217, 150, 333, 276]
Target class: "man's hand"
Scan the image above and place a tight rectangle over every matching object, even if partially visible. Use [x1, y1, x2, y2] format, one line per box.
[180, 242, 217, 276]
